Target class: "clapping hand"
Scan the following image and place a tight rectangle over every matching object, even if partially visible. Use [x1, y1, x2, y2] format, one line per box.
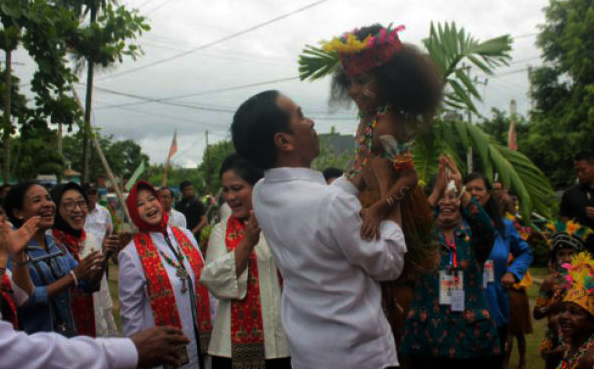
[244, 211, 261, 248]
[0, 217, 40, 261]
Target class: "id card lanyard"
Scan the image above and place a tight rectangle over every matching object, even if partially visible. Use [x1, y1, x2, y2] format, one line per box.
[439, 233, 465, 312]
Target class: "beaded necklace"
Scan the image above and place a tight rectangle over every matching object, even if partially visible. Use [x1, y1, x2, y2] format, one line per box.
[347, 105, 388, 178]
[561, 334, 594, 369]
[158, 244, 188, 294]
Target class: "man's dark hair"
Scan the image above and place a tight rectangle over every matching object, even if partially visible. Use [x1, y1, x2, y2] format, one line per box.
[4, 181, 41, 227]
[219, 153, 264, 186]
[160, 187, 174, 198]
[322, 167, 343, 181]
[179, 180, 193, 192]
[231, 90, 291, 170]
[575, 151, 594, 164]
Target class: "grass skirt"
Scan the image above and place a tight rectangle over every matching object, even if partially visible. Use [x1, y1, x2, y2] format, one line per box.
[359, 186, 439, 341]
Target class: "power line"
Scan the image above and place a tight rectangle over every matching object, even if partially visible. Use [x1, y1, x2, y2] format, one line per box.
[97, 0, 330, 81]
[145, 0, 179, 14]
[90, 75, 299, 110]
[140, 40, 295, 68]
[112, 105, 229, 129]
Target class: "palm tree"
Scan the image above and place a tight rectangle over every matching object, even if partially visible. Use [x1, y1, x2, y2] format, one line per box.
[298, 21, 554, 222]
[59, 0, 147, 182]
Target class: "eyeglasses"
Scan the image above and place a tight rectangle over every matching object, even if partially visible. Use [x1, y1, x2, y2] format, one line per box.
[62, 200, 88, 212]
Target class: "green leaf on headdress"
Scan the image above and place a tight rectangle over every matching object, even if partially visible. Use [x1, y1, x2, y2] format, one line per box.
[298, 45, 340, 81]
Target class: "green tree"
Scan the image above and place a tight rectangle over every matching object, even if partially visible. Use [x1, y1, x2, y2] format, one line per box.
[196, 140, 234, 195]
[62, 0, 149, 182]
[62, 129, 149, 182]
[0, 0, 81, 182]
[524, 0, 594, 189]
[476, 108, 529, 149]
[10, 125, 65, 180]
[312, 133, 353, 172]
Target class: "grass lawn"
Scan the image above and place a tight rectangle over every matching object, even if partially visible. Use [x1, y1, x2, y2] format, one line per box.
[108, 264, 551, 368]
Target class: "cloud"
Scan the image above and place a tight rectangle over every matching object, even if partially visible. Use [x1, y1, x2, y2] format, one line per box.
[13, 0, 549, 167]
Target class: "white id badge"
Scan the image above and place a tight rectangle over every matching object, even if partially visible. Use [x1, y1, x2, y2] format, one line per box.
[451, 290, 465, 312]
[484, 260, 495, 283]
[452, 270, 464, 291]
[439, 270, 453, 305]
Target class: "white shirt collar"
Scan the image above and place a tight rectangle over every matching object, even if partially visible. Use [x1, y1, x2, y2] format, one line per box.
[263, 167, 325, 184]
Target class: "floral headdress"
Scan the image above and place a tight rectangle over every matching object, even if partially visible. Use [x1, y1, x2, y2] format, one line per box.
[562, 252, 594, 317]
[298, 24, 405, 80]
[543, 219, 593, 252]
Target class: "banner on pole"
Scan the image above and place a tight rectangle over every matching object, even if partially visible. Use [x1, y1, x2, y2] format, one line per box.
[126, 160, 146, 191]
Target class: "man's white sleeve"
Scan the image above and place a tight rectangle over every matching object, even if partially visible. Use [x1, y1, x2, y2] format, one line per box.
[328, 192, 407, 281]
[0, 319, 138, 369]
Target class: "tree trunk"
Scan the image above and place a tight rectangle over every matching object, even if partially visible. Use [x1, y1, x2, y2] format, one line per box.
[81, 6, 97, 183]
[82, 60, 94, 183]
[2, 50, 12, 183]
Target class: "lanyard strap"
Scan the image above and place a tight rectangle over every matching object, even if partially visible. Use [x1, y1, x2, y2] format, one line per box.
[162, 232, 204, 369]
[445, 234, 458, 269]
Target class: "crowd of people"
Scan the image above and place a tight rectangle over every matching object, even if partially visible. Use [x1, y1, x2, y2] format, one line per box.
[1, 22, 594, 369]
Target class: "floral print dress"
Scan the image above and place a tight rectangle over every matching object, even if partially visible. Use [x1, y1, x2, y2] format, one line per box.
[400, 199, 500, 358]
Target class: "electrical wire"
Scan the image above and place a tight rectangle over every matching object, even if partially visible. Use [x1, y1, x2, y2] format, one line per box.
[97, 0, 331, 81]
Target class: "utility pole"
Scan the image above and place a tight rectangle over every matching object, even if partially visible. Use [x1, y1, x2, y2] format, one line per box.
[205, 130, 210, 194]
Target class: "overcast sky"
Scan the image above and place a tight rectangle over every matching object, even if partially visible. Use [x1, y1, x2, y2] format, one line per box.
[13, 0, 549, 168]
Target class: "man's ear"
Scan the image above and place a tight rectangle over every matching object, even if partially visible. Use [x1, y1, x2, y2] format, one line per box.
[274, 132, 294, 153]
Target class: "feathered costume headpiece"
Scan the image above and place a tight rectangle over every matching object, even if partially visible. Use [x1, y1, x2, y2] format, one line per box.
[543, 220, 593, 253]
[562, 252, 594, 317]
[298, 23, 405, 80]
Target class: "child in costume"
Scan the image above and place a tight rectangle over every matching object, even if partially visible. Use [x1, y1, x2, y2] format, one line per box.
[535, 221, 592, 369]
[299, 23, 443, 338]
[555, 252, 594, 369]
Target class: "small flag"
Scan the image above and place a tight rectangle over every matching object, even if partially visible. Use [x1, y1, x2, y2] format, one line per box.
[168, 129, 178, 161]
[508, 100, 518, 151]
[126, 161, 146, 191]
[508, 120, 517, 151]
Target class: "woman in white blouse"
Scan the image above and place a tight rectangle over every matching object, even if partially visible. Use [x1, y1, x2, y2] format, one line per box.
[201, 153, 290, 369]
[118, 181, 212, 369]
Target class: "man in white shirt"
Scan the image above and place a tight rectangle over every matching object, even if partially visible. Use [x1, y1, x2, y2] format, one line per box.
[0, 316, 190, 369]
[231, 90, 406, 369]
[160, 187, 188, 228]
[83, 183, 113, 245]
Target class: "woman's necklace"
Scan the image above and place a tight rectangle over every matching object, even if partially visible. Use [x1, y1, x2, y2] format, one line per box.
[347, 105, 388, 178]
[561, 334, 594, 369]
[158, 246, 188, 294]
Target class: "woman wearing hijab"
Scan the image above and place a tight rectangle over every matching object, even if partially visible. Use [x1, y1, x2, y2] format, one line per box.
[118, 181, 212, 369]
[50, 182, 118, 337]
[3, 182, 103, 335]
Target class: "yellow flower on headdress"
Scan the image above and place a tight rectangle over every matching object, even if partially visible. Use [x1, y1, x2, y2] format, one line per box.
[563, 252, 594, 317]
[566, 220, 579, 236]
[322, 34, 372, 53]
[544, 221, 556, 234]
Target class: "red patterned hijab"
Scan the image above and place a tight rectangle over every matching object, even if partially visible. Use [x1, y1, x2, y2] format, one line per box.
[126, 181, 169, 234]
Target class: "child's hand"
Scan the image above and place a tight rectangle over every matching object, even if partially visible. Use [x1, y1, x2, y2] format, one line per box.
[360, 206, 382, 241]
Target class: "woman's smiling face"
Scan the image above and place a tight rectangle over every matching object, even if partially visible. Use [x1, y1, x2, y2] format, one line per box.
[59, 189, 88, 231]
[136, 189, 164, 226]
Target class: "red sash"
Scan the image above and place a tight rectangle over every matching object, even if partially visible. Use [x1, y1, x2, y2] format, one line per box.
[225, 216, 266, 368]
[134, 227, 212, 354]
[52, 229, 97, 337]
[0, 274, 18, 329]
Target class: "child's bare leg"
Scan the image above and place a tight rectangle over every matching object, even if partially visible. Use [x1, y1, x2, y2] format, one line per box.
[517, 333, 526, 369]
